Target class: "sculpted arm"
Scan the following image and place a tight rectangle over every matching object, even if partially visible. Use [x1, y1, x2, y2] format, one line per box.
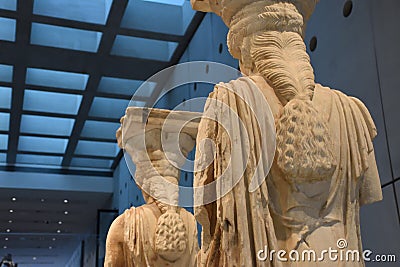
[104, 214, 126, 267]
[359, 138, 383, 206]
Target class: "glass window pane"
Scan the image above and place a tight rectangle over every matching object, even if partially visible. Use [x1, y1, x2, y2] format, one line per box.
[111, 35, 178, 61]
[0, 134, 8, 150]
[75, 140, 118, 157]
[18, 136, 68, 154]
[0, 17, 16, 42]
[0, 0, 17, 11]
[89, 97, 129, 119]
[0, 113, 10, 131]
[33, 0, 112, 25]
[98, 77, 155, 97]
[0, 87, 12, 109]
[26, 68, 88, 90]
[144, 0, 184, 5]
[23, 90, 82, 115]
[0, 64, 13, 82]
[71, 157, 112, 168]
[20, 115, 75, 136]
[31, 23, 102, 52]
[16, 154, 62, 166]
[81, 120, 120, 139]
[0, 153, 6, 162]
[121, 0, 193, 35]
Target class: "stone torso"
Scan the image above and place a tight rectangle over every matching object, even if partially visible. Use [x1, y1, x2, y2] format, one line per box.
[122, 203, 199, 267]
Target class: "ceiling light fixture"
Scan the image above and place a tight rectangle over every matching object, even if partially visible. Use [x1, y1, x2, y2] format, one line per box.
[8, 220, 12, 223]
[6, 229, 10, 233]
[9, 209, 13, 213]
[56, 230, 61, 233]
[58, 221, 62, 225]
[64, 211, 68, 215]
[11, 197, 16, 202]
[63, 199, 68, 203]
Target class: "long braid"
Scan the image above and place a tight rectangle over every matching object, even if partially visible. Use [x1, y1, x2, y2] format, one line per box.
[137, 154, 188, 262]
[147, 177, 188, 262]
[250, 30, 335, 184]
[251, 31, 314, 102]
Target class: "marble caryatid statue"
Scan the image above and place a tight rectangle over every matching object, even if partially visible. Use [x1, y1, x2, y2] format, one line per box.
[192, 0, 383, 266]
[105, 108, 200, 266]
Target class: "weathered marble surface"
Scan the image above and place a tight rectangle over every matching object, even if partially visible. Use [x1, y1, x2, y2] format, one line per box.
[191, 0, 383, 266]
[105, 108, 200, 266]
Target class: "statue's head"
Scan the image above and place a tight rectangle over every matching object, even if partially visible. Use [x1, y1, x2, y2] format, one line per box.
[191, 0, 319, 68]
[191, 0, 319, 23]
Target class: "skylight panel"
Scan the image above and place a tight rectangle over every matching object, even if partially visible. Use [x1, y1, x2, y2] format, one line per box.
[20, 115, 75, 136]
[98, 77, 155, 97]
[143, 0, 185, 6]
[33, 0, 112, 25]
[0, 87, 11, 109]
[16, 154, 63, 166]
[23, 90, 82, 115]
[75, 140, 119, 157]
[111, 35, 178, 61]
[0, 17, 16, 42]
[31, 23, 102, 52]
[0, 134, 7, 150]
[0, 113, 10, 131]
[0, 64, 13, 82]
[89, 97, 129, 119]
[26, 68, 88, 90]
[0, 153, 5, 162]
[121, 0, 189, 35]
[70, 157, 112, 169]
[18, 136, 68, 154]
[81, 120, 120, 140]
[0, 0, 16, 11]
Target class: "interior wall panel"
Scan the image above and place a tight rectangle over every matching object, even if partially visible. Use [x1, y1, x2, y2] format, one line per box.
[306, 0, 392, 185]
[369, 0, 400, 180]
[360, 186, 400, 266]
[306, 1, 400, 264]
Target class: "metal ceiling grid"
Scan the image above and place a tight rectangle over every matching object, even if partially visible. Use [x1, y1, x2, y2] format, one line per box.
[0, 0, 205, 176]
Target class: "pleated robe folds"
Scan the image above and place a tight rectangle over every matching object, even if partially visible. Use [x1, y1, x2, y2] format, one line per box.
[194, 77, 280, 267]
[194, 77, 382, 267]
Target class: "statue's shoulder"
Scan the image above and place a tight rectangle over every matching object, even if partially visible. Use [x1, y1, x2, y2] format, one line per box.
[107, 212, 127, 244]
[179, 207, 196, 219]
[211, 75, 284, 119]
[316, 84, 377, 140]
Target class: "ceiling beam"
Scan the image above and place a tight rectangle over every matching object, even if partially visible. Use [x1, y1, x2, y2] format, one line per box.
[0, 41, 169, 81]
[6, 0, 34, 165]
[0, 9, 182, 42]
[0, 170, 113, 192]
[0, 80, 148, 101]
[61, 0, 129, 168]
[16, 150, 116, 161]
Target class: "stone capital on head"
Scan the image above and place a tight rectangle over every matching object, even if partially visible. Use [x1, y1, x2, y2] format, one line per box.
[190, 0, 320, 22]
[190, 0, 213, 12]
